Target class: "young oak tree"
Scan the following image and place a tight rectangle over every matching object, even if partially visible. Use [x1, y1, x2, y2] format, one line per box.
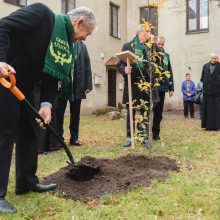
[133, 0, 171, 146]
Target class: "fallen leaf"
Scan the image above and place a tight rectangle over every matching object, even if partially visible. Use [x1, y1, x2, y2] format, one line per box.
[159, 209, 164, 216]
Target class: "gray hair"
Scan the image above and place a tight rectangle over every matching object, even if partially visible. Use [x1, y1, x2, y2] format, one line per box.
[136, 26, 147, 35]
[68, 6, 97, 28]
[155, 36, 165, 42]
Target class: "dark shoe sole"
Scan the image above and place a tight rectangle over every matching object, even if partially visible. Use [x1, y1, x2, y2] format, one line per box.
[123, 145, 131, 147]
[70, 141, 82, 146]
[0, 199, 17, 213]
[0, 207, 17, 213]
[31, 184, 57, 193]
[16, 184, 57, 194]
[16, 189, 30, 195]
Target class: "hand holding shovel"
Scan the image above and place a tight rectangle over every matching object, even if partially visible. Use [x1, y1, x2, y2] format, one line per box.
[0, 67, 75, 164]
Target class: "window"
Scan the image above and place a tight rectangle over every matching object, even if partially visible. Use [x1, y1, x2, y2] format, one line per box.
[4, 0, 27, 7]
[110, 3, 119, 38]
[140, 6, 158, 35]
[186, 0, 208, 34]
[61, 0, 76, 14]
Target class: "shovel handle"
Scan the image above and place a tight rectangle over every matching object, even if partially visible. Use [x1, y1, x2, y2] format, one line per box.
[0, 68, 75, 164]
[0, 70, 25, 101]
[0, 69, 16, 88]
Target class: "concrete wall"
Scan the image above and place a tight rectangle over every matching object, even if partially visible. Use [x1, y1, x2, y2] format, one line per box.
[0, 1, 20, 16]
[0, 0, 127, 114]
[75, 0, 127, 114]
[126, 0, 148, 41]
[1, 0, 220, 112]
[158, 0, 220, 110]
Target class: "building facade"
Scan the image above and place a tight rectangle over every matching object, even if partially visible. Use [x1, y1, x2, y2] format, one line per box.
[1, 0, 219, 113]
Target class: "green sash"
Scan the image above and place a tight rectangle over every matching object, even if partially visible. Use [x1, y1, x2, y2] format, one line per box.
[43, 14, 74, 100]
[133, 36, 144, 68]
[60, 43, 78, 101]
[163, 52, 169, 71]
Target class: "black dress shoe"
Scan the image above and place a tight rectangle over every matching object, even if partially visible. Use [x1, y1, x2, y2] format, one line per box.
[123, 139, 131, 147]
[16, 183, 57, 195]
[31, 183, 57, 193]
[0, 198, 17, 213]
[70, 140, 82, 146]
[16, 188, 29, 195]
[142, 139, 152, 149]
[153, 134, 160, 141]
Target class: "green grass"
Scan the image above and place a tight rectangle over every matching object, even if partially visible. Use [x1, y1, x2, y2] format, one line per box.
[1, 114, 220, 220]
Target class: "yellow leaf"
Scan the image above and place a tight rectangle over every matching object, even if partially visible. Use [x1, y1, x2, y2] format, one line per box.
[150, 0, 168, 11]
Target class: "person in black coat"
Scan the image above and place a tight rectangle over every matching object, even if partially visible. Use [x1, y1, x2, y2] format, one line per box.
[0, 3, 96, 213]
[152, 36, 174, 140]
[118, 26, 159, 148]
[55, 42, 93, 146]
[201, 53, 220, 130]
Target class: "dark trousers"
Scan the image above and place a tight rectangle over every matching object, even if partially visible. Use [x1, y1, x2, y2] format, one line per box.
[55, 98, 82, 141]
[152, 91, 165, 135]
[0, 103, 39, 198]
[183, 100, 194, 117]
[126, 104, 149, 139]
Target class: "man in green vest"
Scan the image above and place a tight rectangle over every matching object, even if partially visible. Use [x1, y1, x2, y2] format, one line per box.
[152, 36, 174, 141]
[0, 3, 96, 213]
[118, 26, 153, 148]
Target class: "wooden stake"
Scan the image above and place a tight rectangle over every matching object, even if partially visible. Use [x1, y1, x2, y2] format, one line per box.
[127, 58, 135, 148]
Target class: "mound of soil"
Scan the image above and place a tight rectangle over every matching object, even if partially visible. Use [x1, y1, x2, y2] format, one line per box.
[43, 154, 179, 201]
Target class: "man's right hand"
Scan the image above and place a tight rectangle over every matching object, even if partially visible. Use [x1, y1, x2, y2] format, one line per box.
[0, 62, 16, 78]
[124, 66, 132, 75]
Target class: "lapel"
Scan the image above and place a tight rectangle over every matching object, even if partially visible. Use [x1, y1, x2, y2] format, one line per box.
[204, 63, 211, 75]
[77, 43, 82, 57]
[130, 41, 135, 54]
[211, 62, 220, 75]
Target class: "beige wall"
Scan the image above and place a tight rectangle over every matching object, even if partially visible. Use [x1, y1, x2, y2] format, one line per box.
[159, 0, 220, 109]
[0, 1, 20, 16]
[30, 0, 60, 12]
[0, 0, 60, 14]
[75, 0, 127, 114]
[126, 0, 148, 41]
[1, 0, 220, 112]
[0, 0, 127, 114]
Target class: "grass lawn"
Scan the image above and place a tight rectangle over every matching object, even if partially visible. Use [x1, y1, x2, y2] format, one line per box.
[1, 112, 220, 220]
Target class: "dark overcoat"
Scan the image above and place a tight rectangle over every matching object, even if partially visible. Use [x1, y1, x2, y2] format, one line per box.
[0, 3, 58, 196]
[201, 62, 220, 130]
[74, 42, 93, 99]
[159, 52, 174, 92]
[0, 3, 57, 135]
[117, 40, 150, 105]
[201, 62, 220, 96]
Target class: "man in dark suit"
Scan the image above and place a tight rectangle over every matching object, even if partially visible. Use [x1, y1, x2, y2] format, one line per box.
[152, 36, 174, 140]
[55, 42, 93, 146]
[0, 3, 96, 213]
[118, 26, 154, 148]
[201, 53, 220, 130]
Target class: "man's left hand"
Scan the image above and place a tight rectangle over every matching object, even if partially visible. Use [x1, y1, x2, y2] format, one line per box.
[85, 89, 92, 94]
[36, 104, 52, 128]
[169, 91, 174, 97]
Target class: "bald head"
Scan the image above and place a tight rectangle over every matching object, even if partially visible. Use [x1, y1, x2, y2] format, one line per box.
[155, 36, 165, 49]
[210, 53, 219, 64]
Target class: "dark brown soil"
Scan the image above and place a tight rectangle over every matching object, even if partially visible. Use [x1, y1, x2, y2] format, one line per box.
[43, 154, 179, 201]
